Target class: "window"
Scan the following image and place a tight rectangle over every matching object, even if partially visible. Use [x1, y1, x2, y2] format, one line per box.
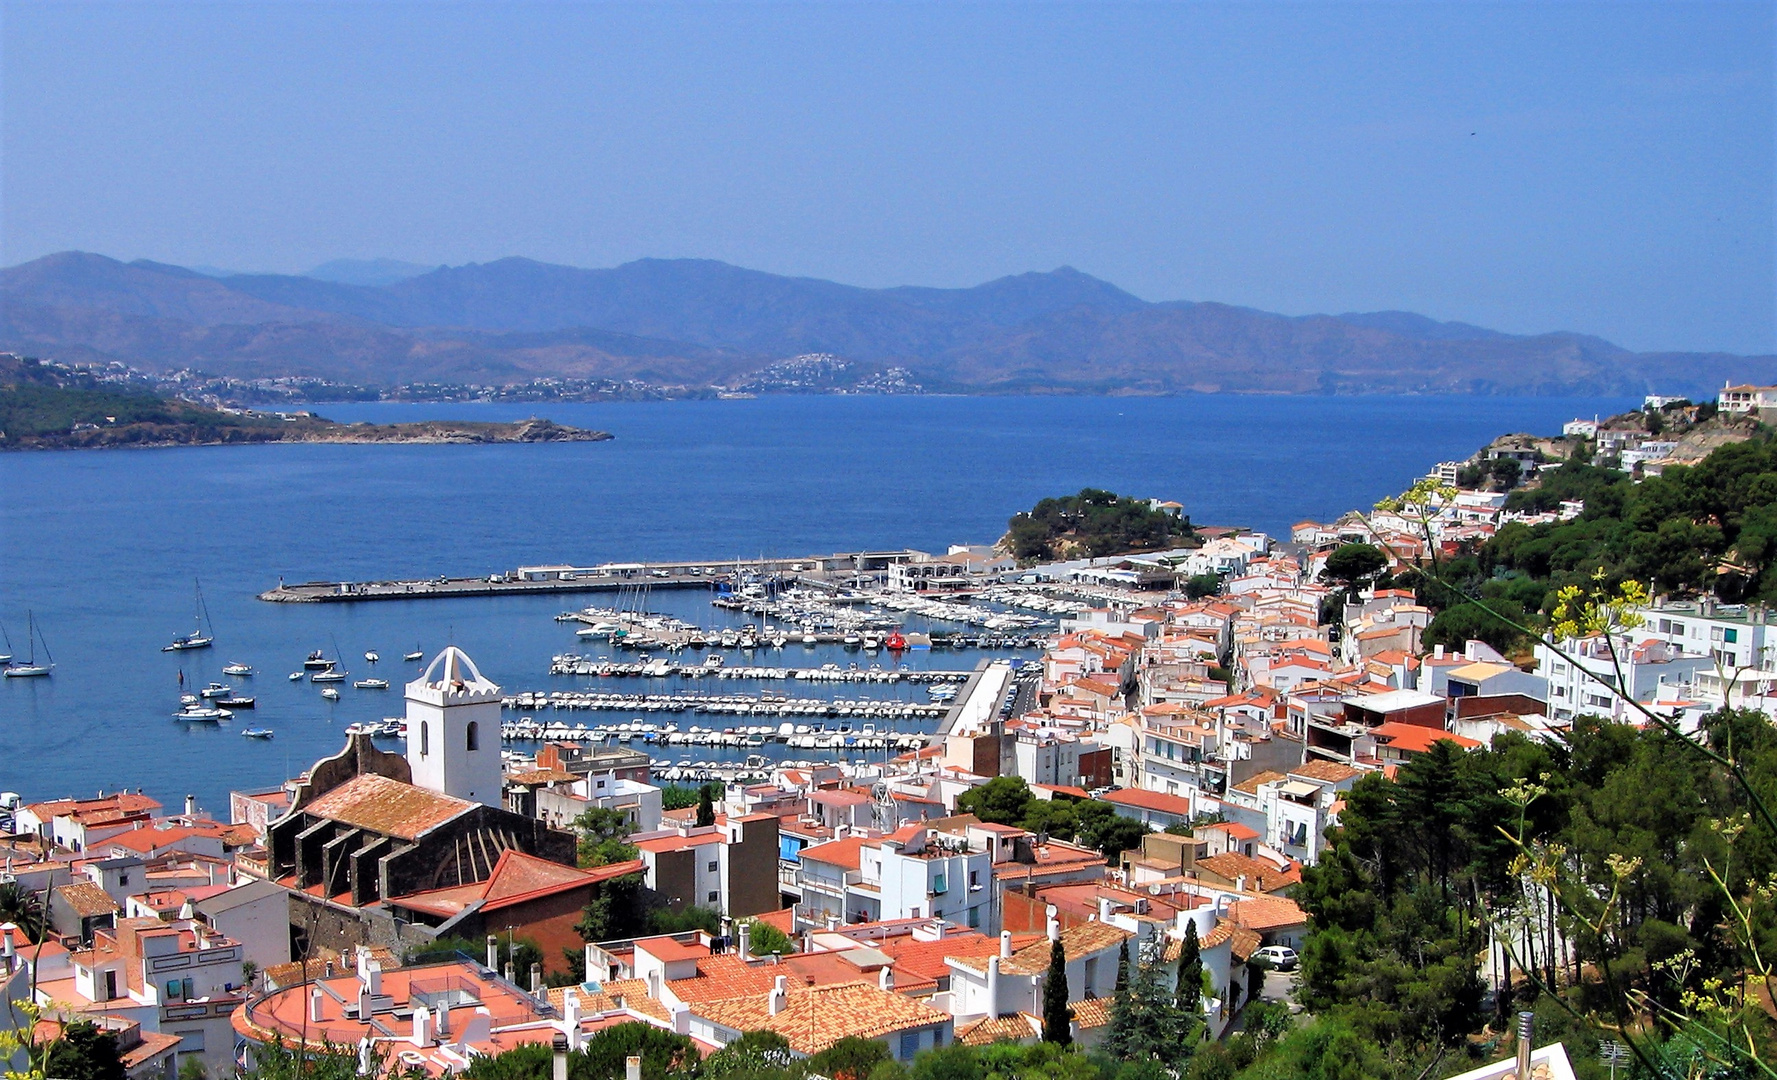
[103, 971, 117, 1000]
[707, 861, 718, 873]
[969, 869, 979, 888]
[466, 721, 479, 752]
[118, 872, 130, 888]
[967, 906, 980, 928]
[932, 873, 946, 895]
[420, 721, 430, 756]
[900, 1033, 919, 1060]
[1725, 629, 1739, 644]
[707, 891, 718, 903]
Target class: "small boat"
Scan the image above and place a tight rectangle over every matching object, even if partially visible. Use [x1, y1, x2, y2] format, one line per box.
[198, 682, 233, 699]
[843, 632, 862, 648]
[174, 705, 230, 721]
[802, 631, 818, 645]
[214, 696, 255, 709]
[862, 635, 881, 650]
[404, 645, 424, 661]
[321, 687, 341, 701]
[354, 678, 389, 690]
[163, 580, 216, 652]
[221, 663, 254, 677]
[239, 729, 274, 740]
[311, 669, 346, 683]
[3, 612, 54, 678]
[302, 650, 335, 670]
[180, 693, 199, 706]
[364, 651, 380, 663]
[885, 631, 907, 651]
[288, 672, 304, 681]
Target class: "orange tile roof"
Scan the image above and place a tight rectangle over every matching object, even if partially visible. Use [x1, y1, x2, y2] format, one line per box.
[666, 954, 779, 1003]
[57, 881, 120, 919]
[1068, 996, 1115, 1030]
[301, 773, 473, 840]
[1102, 788, 1193, 815]
[1369, 722, 1482, 754]
[1225, 896, 1307, 932]
[694, 980, 949, 1055]
[956, 1013, 1039, 1045]
[1194, 853, 1299, 893]
[1290, 759, 1361, 784]
[799, 836, 867, 871]
[389, 852, 638, 917]
[1230, 770, 1287, 796]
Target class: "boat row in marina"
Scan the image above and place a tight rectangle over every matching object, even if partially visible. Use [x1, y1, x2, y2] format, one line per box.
[545, 655, 971, 683]
[501, 689, 950, 719]
[497, 717, 930, 752]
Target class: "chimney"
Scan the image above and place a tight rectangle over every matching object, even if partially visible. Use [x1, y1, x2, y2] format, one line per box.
[362, 959, 382, 997]
[1235, 874, 1248, 894]
[1434, 644, 1445, 660]
[179, 900, 195, 921]
[563, 993, 582, 1050]
[310, 986, 325, 1024]
[1046, 905, 1060, 943]
[625, 1056, 642, 1080]
[531, 962, 544, 997]
[487, 935, 500, 971]
[987, 956, 1001, 1012]
[552, 1034, 569, 1080]
[412, 1005, 432, 1047]
[504, 961, 515, 985]
[436, 1000, 451, 1038]
[999, 930, 1013, 958]
[184, 795, 197, 817]
[738, 920, 751, 961]
[670, 1003, 689, 1035]
[768, 974, 787, 1016]
[879, 966, 894, 991]
[1515, 1012, 1533, 1079]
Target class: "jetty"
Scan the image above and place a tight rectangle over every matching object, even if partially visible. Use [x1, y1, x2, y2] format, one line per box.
[258, 550, 925, 603]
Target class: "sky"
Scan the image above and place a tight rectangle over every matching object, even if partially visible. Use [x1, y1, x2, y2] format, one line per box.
[2, 2, 1771, 354]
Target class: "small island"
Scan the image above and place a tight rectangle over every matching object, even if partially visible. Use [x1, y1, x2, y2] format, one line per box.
[0, 356, 611, 450]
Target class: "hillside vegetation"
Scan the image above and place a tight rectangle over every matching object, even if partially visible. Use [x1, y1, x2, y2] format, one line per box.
[1416, 434, 1777, 651]
[1004, 488, 1196, 561]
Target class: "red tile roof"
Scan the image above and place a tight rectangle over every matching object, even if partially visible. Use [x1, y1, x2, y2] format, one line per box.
[301, 774, 474, 840]
[800, 836, 867, 871]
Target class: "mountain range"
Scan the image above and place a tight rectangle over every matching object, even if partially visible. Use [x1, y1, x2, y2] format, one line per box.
[1, 251, 1768, 396]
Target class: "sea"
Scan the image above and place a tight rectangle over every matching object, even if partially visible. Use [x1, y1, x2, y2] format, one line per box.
[1, 393, 1635, 816]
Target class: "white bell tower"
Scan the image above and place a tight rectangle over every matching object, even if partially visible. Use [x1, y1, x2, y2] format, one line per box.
[405, 647, 503, 807]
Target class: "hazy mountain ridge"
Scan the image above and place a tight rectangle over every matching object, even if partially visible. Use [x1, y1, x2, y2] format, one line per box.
[1, 251, 1768, 395]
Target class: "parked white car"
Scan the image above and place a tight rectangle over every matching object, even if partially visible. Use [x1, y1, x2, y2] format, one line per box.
[1252, 945, 1299, 971]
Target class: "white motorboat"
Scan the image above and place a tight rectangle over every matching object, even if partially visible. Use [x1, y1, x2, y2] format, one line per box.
[180, 693, 199, 706]
[303, 650, 335, 670]
[354, 678, 389, 690]
[364, 650, 380, 663]
[320, 687, 341, 701]
[221, 663, 254, 677]
[199, 682, 233, 699]
[288, 672, 304, 681]
[311, 669, 346, 683]
[842, 632, 862, 647]
[240, 729, 274, 740]
[174, 705, 230, 721]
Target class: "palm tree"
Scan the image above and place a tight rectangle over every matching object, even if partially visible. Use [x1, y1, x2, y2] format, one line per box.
[0, 882, 46, 943]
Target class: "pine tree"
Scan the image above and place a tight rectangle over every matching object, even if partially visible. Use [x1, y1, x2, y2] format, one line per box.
[1041, 938, 1073, 1045]
[695, 786, 716, 827]
[1104, 939, 1135, 1057]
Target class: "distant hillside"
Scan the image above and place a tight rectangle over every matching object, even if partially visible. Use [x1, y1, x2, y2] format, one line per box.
[2, 251, 1769, 395]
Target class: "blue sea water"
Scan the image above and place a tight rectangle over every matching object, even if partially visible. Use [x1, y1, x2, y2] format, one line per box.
[1, 393, 1634, 815]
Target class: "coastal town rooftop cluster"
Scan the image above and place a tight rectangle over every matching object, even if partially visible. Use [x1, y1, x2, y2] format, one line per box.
[3, 391, 1771, 1078]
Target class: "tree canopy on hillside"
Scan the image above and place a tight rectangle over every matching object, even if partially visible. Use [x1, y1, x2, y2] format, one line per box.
[1005, 489, 1195, 561]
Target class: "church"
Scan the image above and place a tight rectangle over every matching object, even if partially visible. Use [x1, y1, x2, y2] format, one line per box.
[262, 648, 579, 957]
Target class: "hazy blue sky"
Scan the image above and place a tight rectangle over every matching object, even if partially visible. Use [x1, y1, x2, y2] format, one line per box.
[3, 2, 1771, 353]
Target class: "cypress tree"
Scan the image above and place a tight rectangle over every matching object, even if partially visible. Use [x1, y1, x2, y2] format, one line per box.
[696, 785, 716, 827]
[1104, 939, 1134, 1057]
[1041, 938, 1073, 1045]
[1175, 919, 1204, 1016]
